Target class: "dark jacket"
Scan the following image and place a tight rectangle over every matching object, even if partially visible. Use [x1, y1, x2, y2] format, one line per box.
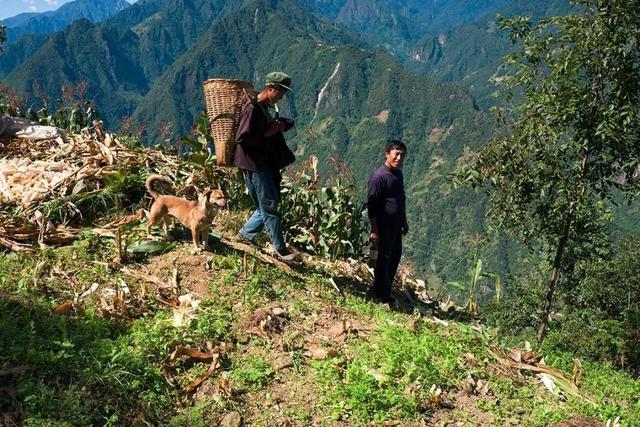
[367, 164, 407, 227]
[233, 100, 294, 172]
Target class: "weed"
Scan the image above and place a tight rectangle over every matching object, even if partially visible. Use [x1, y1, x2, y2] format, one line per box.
[312, 320, 484, 422]
[191, 300, 233, 342]
[230, 355, 275, 392]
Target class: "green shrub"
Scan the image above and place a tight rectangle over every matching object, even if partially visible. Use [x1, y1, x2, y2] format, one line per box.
[280, 156, 368, 259]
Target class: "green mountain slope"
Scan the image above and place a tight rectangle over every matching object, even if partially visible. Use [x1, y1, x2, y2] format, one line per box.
[406, 0, 576, 109]
[297, 0, 513, 56]
[1, 0, 131, 44]
[3, 19, 149, 124]
[2, 0, 242, 126]
[0, 33, 49, 77]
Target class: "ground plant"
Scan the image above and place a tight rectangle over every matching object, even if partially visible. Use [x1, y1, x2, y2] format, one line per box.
[280, 156, 368, 259]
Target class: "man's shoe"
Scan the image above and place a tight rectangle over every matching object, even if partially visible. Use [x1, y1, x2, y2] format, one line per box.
[276, 248, 301, 264]
[238, 233, 259, 248]
[368, 289, 395, 305]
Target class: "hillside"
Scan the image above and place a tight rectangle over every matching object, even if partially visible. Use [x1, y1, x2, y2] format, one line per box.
[0, 131, 637, 426]
[2, 0, 243, 123]
[1, 0, 131, 44]
[406, 0, 576, 109]
[298, 0, 512, 56]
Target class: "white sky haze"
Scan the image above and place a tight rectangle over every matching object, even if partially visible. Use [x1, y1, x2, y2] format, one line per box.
[1, 0, 69, 20]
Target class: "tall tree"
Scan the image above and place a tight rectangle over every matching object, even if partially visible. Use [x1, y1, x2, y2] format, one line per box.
[459, 0, 640, 341]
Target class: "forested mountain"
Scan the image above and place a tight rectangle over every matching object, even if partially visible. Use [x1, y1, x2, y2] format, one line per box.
[0, 33, 49, 77]
[2, 0, 243, 124]
[1, 0, 131, 44]
[406, 0, 576, 108]
[298, 0, 512, 56]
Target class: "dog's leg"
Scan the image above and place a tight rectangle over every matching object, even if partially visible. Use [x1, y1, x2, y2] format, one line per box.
[201, 228, 211, 251]
[191, 227, 202, 251]
[147, 212, 161, 241]
[163, 217, 173, 241]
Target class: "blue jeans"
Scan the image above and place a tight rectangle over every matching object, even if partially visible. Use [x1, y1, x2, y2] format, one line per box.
[239, 170, 286, 252]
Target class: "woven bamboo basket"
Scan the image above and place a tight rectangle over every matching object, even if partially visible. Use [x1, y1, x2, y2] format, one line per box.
[203, 78, 254, 166]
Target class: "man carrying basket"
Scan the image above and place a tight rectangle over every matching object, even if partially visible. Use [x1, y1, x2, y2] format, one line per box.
[234, 71, 300, 264]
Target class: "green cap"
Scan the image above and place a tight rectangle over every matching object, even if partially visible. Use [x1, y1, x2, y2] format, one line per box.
[265, 71, 293, 91]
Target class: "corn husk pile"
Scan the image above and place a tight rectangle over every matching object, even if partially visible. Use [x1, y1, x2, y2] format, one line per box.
[0, 129, 175, 208]
[0, 127, 198, 251]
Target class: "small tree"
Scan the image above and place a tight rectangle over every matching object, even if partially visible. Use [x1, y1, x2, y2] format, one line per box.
[460, 0, 640, 341]
[0, 25, 6, 52]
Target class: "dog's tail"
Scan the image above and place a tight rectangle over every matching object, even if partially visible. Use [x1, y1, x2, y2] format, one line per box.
[145, 174, 170, 200]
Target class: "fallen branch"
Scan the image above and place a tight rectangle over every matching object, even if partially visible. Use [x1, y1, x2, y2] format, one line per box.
[221, 236, 303, 279]
[120, 267, 170, 289]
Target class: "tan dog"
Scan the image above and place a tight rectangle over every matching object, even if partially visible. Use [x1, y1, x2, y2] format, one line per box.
[146, 174, 226, 251]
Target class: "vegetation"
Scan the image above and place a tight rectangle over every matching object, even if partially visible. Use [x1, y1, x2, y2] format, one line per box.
[1, 231, 638, 425]
[459, 0, 640, 341]
[0, 25, 5, 52]
[0, 81, 100, 133]
[281, 156, 368, 259]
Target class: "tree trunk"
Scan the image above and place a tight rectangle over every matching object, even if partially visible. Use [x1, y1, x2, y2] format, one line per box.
[537, 211, 572, 343]
[537, 154, 588, 343]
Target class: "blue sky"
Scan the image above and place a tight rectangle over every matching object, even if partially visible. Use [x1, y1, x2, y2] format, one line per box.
[0, 0, 136, 20]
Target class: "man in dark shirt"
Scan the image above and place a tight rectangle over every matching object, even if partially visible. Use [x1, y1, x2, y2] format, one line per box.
[367, 140, 409, 303]
[234, 71, 299, 263]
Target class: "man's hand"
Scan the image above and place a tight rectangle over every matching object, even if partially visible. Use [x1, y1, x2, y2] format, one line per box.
[401, 223, 409, 235]
[264, 120, 285, 137]
[369, 231, 379, 249]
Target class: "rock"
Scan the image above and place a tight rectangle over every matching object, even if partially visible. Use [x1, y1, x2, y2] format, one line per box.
[219, 411, 243, 427]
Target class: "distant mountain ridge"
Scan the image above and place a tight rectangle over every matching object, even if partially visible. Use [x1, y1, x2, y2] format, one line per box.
[299, 0, 512, 56]
[2, 0, 131, 44]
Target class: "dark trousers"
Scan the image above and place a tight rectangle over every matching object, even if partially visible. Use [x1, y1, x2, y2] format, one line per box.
[373, 223, 402, 300]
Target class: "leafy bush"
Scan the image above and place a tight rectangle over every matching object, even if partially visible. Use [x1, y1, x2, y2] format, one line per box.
[484, 237, 640, 373]
[280, 156, 368, 259]
[312, 321, 485, 423]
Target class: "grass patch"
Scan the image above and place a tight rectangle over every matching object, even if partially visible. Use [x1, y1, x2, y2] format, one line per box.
[312, 318, 486, 423]
[230, 355, 275, 392]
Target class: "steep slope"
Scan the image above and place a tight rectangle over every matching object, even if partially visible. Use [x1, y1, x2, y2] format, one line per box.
[0, 33, 50, 77]
[298, 0, 513, 56]
[407, 0, 576, 109]
[2, 0, 242, 127]
[1, 0, 131, 44]
[132, 0, 514, 282]
[103, 0, 244, 82]
[3, 19, 149, 122]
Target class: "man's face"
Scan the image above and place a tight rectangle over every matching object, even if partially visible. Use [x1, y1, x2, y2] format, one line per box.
[266, 85, 287, 105]
[385, 148, 406, 169]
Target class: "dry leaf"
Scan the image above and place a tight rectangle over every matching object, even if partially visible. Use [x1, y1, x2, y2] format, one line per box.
[367, 368, 386, 382]
[52, 300, 73, 314]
